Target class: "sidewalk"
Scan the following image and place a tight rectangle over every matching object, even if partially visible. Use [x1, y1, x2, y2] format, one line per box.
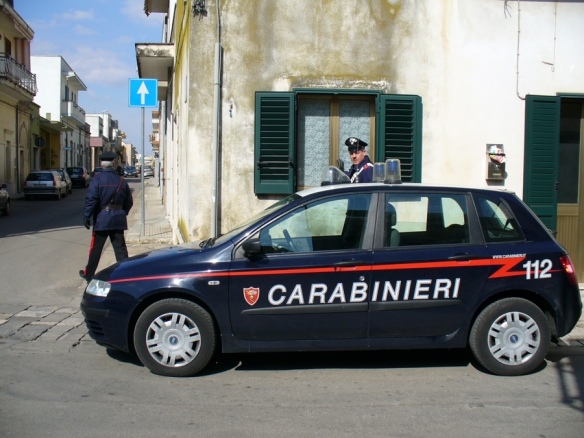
[126, 181, 173, 245]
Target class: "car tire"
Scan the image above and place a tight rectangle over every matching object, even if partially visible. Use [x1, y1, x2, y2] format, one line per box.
[25, 195, 32, 201]
[1, 200, 9, 216]
[134, 299, 217, 377]
[469, 298, 550, 376]
[55, 190, 61, 201]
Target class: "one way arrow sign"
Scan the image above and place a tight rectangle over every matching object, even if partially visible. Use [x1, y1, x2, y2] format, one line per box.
[129, 78, 158, 108]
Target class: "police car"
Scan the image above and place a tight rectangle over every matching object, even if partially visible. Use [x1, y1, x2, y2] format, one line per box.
[81, 161, 582, 377]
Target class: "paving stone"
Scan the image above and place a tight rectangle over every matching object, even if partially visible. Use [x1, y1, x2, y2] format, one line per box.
[56, 317, 85, 327]
[37, 324, 77, 341]
[54, 307, 79, 314]
[0, 313, 14, 319]
[0, 305, 29, 315]
[58, 324, 88, 343]
[10, 323, 51, 341]
[0, 319, 7, 326]
[16, 307, 57, 318]
[38, 313, 70, 323]
[0, 319, 33, 338]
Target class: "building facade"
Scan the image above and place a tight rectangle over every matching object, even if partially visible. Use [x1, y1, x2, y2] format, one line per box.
[140, 0, 584, 279]
[0, 0, 36, 196]
[30, 56, 89, 171]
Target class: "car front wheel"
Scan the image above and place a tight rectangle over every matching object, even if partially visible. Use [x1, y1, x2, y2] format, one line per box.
[469, 298, 550, 376]
[134, 299, 216, 377]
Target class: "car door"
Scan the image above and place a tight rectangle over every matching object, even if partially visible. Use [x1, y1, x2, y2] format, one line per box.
[368, 190, 491, 338]
[229, 192, 376, 341]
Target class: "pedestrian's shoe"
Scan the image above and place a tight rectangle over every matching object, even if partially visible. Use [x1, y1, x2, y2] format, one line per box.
[79, 270, 90, 282]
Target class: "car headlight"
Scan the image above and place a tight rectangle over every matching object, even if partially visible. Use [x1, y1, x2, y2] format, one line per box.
[86, 279, 112, 297]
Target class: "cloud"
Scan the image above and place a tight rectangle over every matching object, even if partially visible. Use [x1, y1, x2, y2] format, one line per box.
[116, 35, 136, 44]
[67, 46, 136, 88]
[120, 0, 162, 27]
[62, 10, 94, 21]
[75, 25, 97, 36]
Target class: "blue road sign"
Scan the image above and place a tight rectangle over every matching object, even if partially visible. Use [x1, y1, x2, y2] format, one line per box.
[129, 78, 158, 108]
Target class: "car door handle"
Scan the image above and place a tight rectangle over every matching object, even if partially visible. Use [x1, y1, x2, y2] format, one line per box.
[334, 260, 367, 267]
[448, 253, 479, 261]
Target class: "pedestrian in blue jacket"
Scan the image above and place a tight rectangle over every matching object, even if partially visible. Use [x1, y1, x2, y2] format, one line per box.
[79, 152, 133, 282]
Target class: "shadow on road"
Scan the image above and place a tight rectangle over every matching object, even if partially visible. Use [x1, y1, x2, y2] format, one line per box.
[199, 348, 473, 376]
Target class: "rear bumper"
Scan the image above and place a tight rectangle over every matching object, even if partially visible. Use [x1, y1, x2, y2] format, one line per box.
[23, 187, 58, 195]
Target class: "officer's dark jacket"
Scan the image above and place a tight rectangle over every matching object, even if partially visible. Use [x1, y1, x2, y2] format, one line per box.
[346, 155, 374, 183]
[84, 168, 133, 231]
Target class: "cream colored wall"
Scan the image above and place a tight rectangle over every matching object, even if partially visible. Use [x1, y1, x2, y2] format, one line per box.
[178, 0, 584, 241]
[0, 101, 15, 188]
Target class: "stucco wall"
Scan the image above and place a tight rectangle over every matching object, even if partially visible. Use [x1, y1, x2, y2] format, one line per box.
[181, 0, 584, 239]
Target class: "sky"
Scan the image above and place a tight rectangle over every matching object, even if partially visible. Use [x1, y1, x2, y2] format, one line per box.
[17, 0, 165, 155]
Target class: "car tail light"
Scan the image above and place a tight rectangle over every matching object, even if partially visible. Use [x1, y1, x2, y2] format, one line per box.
[560, 255, 579, 286]
[53, 178, 57, 186]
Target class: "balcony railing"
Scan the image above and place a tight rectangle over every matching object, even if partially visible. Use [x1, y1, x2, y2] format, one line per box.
[61, 100, 86, 125]
[0, 53, 37, 95]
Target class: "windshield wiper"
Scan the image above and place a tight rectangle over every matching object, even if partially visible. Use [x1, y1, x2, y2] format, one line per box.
[199, 237, 218, 249]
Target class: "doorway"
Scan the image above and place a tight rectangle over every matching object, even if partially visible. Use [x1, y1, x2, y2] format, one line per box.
[556, 99, 584, 281]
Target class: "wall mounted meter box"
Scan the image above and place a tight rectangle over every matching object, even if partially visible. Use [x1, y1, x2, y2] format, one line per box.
[486, 144, 506, 181]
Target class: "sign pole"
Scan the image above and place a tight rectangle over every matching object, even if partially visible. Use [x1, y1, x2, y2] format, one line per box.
[141, 107, 145, 237]
[128, 78, 158, 239]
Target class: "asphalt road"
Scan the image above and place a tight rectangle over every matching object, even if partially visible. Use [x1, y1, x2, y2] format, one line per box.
[0, 186, 583, 437]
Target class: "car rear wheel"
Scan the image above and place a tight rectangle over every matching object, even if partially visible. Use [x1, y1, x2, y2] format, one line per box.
[134, 299, 216, 377]
[55, 190, 61, 201]
[1, 200, 9, 216]
[469, 298, 550, 376]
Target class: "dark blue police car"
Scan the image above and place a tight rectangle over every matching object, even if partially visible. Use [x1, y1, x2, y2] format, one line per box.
[81, 164, 582, 377]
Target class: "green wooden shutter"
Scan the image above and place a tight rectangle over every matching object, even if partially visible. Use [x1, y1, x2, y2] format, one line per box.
[377, 95, 423, 183]
[523, 95, 560, 231]
[254, 92, 296, 195]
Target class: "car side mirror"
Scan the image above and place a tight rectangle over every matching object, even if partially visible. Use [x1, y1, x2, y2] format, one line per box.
[242, 238, 263, 258]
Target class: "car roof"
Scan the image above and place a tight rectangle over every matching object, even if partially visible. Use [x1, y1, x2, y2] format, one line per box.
[296, 182, 516, 198]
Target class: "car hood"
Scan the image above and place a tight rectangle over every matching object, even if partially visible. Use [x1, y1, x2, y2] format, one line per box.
[95, 242, 233, 281]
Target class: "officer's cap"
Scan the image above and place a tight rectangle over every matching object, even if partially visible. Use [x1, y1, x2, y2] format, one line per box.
[345, 137, 368, 151]
[99, 151, 117, 162]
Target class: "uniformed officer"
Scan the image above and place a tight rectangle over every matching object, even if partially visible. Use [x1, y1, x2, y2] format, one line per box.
[79, 151, 133, 282]
[337, 137, 374, 183]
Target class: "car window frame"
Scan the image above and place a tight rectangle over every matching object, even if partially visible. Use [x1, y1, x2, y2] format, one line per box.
[233, 190, 379, 259]
[372, 189, 484, 249]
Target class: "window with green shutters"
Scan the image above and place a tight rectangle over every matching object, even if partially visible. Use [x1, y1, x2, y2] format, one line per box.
[254, 91, 423, 195]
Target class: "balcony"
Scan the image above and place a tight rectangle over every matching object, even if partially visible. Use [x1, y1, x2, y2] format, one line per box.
[61, 100, 86, 126]
[0, 53, 37, 100]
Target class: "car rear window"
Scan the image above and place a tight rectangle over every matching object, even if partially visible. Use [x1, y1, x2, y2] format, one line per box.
[26, 173, 53, 181]
[67, 168, 82, 175]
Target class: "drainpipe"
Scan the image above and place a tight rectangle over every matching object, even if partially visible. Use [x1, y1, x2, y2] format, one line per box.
[15, 106, 20, 192]
[210, 1, 222, 237]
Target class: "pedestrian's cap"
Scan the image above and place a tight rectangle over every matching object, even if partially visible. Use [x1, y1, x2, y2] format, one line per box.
[345, 137, 368, 152]
[99, 151, 117, 161]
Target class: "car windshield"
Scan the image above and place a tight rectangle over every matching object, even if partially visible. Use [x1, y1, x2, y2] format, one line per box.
[212, 194, 302, 247]
[26, 173, 53, 181]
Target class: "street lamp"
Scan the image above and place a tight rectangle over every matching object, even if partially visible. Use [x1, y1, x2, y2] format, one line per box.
[65, 72, 75, 168]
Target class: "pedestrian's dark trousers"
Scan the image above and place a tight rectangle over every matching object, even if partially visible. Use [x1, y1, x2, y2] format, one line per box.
[83, 230, 128, 279]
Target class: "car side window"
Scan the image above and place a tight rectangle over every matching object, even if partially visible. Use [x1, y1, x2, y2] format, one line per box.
[258, 193, 373, 254]
[384, 193, 470, 247]
[474, 194, 525, 243]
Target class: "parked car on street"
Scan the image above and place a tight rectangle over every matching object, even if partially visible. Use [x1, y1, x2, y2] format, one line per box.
[51, 169, 73, 195]
[142, 165, 154, 178]
[124, 166, 138, 177]
[92, 167, 103, 178]
[23, 170, 67, 200]
[0, 182, 10, 216]
[66, 166, 91, 188]
[81, 164, 582, 378]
